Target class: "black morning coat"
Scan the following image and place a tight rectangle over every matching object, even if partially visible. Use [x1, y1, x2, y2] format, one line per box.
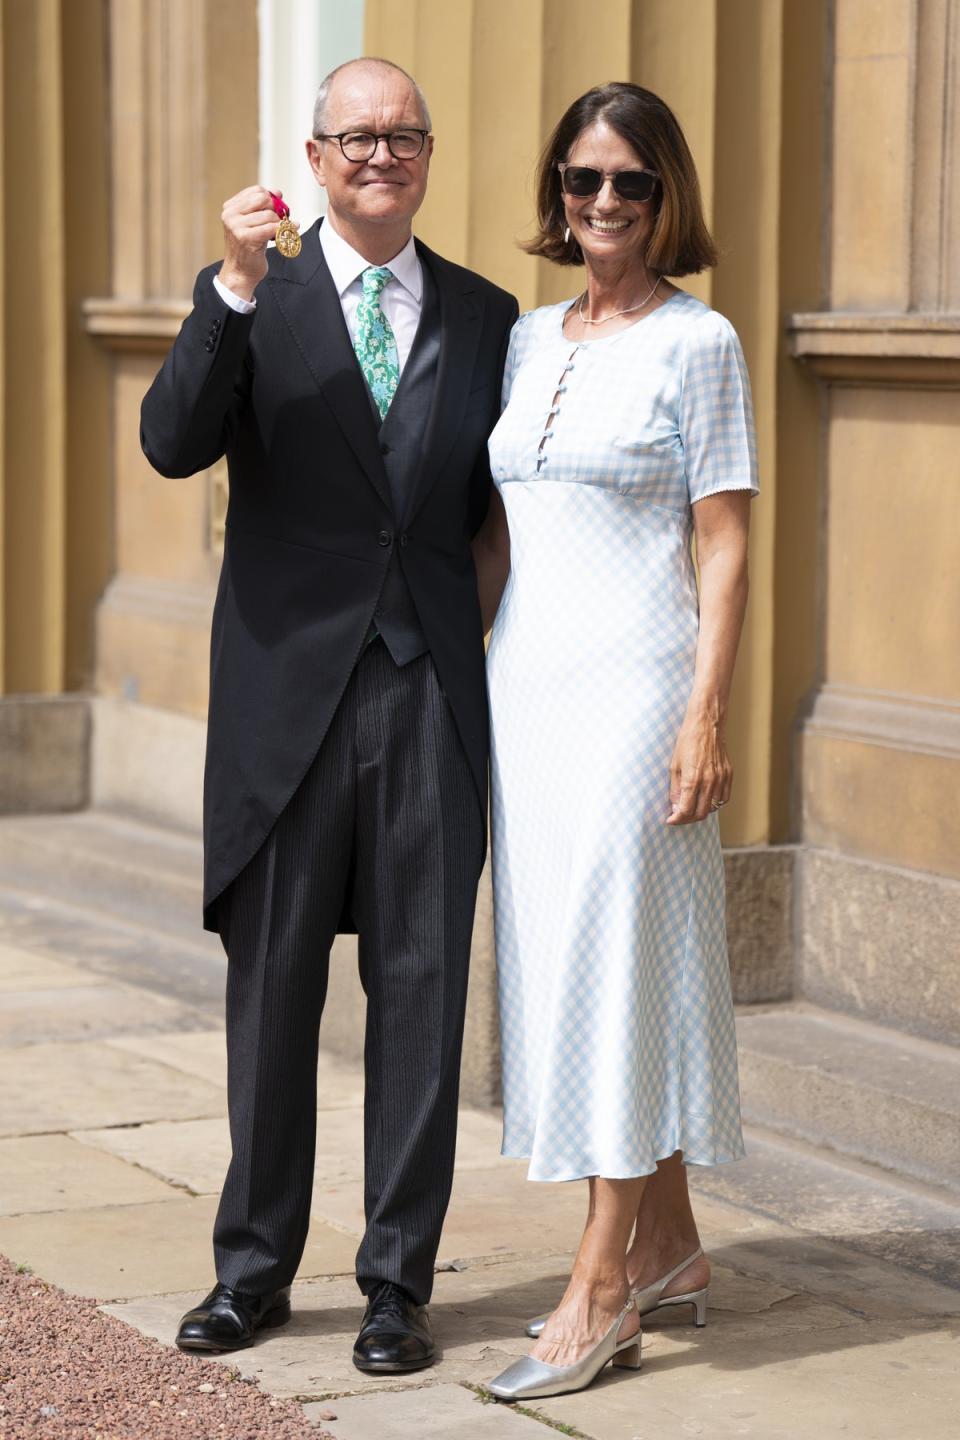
[140, 219, 519, 932]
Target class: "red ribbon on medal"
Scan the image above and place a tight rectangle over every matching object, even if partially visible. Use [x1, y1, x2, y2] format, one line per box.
[269, 191, 301, 257]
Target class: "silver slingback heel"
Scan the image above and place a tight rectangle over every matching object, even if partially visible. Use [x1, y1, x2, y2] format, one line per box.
[525, 1246, 708, 1339]
[487, 1297, 641, 1402]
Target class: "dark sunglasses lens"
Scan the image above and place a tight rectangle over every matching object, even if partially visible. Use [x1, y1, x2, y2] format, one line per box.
[614, 171, 658, 202]
[562, 166, 601, 196]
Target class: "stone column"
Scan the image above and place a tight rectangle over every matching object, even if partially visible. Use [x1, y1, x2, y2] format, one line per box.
[0, 0, 110, 696]
[1, 0, 69, 695]
[89, 0, 259, 716]
[83, 0, 258, 821]
[788, 0, 960, 1041]
[0, 0, 110, 811]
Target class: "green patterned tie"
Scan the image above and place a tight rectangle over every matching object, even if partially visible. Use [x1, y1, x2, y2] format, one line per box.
[354, 266, 400, 420]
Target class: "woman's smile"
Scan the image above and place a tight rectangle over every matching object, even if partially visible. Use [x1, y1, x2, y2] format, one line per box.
[582, 215, 633, 234]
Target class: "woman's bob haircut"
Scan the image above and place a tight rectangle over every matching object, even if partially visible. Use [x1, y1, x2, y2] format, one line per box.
[524, 82, 718, 276]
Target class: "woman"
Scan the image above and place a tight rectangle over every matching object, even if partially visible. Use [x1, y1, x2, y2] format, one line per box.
[473, 83, 758, 1401]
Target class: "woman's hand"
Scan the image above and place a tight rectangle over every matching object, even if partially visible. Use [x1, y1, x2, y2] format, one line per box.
[472, 486, 511, 635]
[666, 490, 751, 826]
[666, 708, 732, 824]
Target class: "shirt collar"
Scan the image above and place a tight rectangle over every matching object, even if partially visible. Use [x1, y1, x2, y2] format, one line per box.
[319, 216, 422, 304]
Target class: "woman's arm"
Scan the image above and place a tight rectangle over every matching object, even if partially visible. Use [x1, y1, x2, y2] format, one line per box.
[666, 490, 751, 825]
[472, 485, 511, 636]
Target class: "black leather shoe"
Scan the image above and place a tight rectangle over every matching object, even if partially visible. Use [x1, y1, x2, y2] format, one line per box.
[352, 1281, 435, 1373]
[176, 1282, 291, 1353]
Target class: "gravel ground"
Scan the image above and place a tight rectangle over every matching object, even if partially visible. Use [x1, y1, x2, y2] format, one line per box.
[0, 1255, 332, 1440]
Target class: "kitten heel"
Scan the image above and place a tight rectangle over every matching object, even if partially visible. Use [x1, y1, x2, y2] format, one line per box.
[612, 1338, 642, 1370]
[658, 1286, 709, 1327]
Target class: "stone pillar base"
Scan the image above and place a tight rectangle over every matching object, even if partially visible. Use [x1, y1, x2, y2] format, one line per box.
[0, 696, 90, 814]
[799, 848, 960, 1048]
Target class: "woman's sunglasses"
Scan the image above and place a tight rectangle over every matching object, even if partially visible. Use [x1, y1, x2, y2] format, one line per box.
[557, 163, 660, 203]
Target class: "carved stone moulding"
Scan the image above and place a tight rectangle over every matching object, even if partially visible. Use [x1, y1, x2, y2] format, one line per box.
[788, 312, 960, 388]
[82, 298, 191, 353]
[805, 684, 960, 762]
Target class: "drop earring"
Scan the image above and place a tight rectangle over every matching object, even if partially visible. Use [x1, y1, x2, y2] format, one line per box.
[563, 225, 571, 243]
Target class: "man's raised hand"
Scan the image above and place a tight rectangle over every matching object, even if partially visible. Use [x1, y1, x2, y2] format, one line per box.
[218, 186, 290, 299]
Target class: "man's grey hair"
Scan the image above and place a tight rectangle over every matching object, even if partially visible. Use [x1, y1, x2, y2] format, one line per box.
[312, 57, 432, 137]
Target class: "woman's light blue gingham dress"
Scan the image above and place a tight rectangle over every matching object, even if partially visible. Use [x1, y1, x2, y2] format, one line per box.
[487, 290, 758, 1183]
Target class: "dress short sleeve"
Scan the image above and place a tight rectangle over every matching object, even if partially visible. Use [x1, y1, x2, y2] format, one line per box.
[501, 310, 535, 411]
[679, 310, 759, 504]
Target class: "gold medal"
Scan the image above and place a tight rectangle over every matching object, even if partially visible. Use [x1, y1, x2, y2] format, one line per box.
[275, 215, 301, 258]
[269, 191, 301, 258]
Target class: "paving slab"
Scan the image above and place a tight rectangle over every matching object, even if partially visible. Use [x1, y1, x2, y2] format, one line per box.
[0, 812, 202, 946]
[107, 1030, 368, 1108]
[529, 1316, 960, 1440]
[315, 1052, 366, 1109]
[75, 1104, 510, 1203]
[705, 1230, 960, 1322]
[106, 1029, 228, 1087]
[0, 1133, 180, 1215]
[73, 1116, 232, 1195]
[0, 1038, 226, 1136]
[0, 981, 201, 1046]
[451, 1109, 522, 1173]
[0, 880, 226, 1018]
[0, 944, 102, 991]
[312, 1163, 589, 1266]
[0, 1195, 359, 1301]
[303, 1383, 549, 1437]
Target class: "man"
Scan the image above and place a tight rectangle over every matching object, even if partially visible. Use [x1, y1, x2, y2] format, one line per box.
[141, 57, 517, 1373]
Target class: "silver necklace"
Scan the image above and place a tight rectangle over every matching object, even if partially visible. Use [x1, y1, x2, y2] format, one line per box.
[577, 275, 661, 326]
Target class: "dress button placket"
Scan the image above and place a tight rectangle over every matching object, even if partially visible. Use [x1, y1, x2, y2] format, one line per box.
[537, 348, 578, 476]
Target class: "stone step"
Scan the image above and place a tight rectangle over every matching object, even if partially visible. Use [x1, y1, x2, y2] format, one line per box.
[737, 1004, 960, 1194]
[691, 1123, 960, 1298]
[798, 849, 960, 1048]
[0, 810, 204, 944]
[0, 876, 225, 1022]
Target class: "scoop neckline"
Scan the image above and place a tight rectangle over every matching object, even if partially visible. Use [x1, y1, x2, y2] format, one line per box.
[557, 287, 686, 346]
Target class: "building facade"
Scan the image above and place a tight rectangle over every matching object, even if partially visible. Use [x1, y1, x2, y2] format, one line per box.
[1, 0, 958, 1096]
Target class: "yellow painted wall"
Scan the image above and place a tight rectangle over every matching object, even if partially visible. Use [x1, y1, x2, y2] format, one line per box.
[0, 0, 110, 694]
[796, 0, 960, 880]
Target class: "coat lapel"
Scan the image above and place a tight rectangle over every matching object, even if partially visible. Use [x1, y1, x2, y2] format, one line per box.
[266, 220, 392, 511]
[405, 241, 484, 525]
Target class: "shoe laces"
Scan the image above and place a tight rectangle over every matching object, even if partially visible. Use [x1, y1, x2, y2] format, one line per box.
[369, 1281, 410, 1319]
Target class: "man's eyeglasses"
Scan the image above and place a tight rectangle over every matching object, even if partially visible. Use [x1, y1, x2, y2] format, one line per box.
[316, 130, 430, 162]
[557, 163, 660, 203]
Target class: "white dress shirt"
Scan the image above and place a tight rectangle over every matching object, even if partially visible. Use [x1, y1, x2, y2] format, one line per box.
[212, 216, 423, 374]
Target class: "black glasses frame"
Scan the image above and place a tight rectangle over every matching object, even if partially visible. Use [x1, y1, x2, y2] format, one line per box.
[315, 129, 430, 161]
[557, 163, 660, 202]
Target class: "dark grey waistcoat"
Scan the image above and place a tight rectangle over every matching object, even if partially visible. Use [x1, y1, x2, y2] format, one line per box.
[368, 262, 441, 664]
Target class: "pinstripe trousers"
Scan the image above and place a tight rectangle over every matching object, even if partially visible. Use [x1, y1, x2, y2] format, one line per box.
[211, 638, 485, 1306]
